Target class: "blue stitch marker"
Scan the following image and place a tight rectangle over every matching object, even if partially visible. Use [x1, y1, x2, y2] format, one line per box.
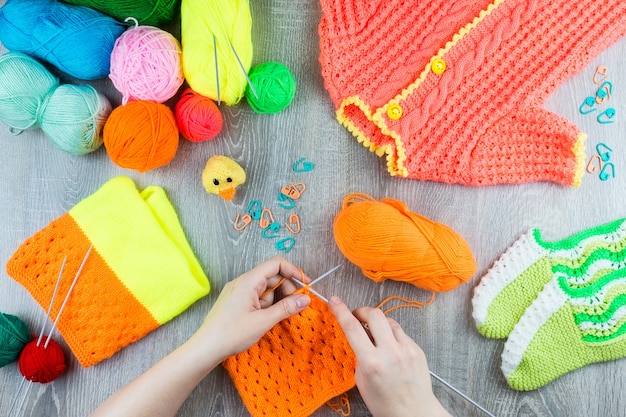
[262, 222, 281, 238]
[579, 96, 597, 114]
[247, 200, 263, 219]
[277, 192, 295, 209]
[599, 162, 615, 181]
[595, 142, 613, 162]
[597, 108, 616, 124]
[275, 237, 295, 253]
[293, 157, 314, 173]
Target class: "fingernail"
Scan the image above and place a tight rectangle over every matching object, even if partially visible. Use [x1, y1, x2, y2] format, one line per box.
[330, 296, 342, 305]
[296, 294, 310, 309]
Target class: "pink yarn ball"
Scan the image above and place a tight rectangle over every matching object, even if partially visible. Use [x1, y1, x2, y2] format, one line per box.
[175, 88, 223, 142]
[109, 23, 183, 104]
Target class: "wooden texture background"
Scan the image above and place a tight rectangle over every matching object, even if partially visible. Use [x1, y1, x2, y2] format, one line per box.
[1, 1, 626, 416]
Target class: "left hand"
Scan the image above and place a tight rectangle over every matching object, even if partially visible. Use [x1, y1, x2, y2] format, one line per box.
[191, 256, 311, 363]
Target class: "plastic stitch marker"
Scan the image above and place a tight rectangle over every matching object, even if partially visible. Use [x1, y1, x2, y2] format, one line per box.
[280, 182, 306, 200]
[600, 162, 615, 181]
[246, 200, 263, 220]
[285, 213, 301, 234]
[275, 237, 295, 253]
[579, 96, 597, 114]
[597, 108, 616, 124]
[293, 157, 314, 172]
[595, 81, 613, 104]
[262, 222, 281, 238]
[259, 208, 275, 229]
[595, 143, 613, 162]
[593, 65, 608, 85]
[277, 192, 295, 209]
[586, 154, 603, 174]
[233, 213, 252, 231]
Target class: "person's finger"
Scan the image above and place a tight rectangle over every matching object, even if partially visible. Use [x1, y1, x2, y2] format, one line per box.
[244, 256, 301, 295]
[353, 307, 395, 347]
[329, 296, 374, 357]
[387, 317, 413, 344]
[255, 293, 310, 329]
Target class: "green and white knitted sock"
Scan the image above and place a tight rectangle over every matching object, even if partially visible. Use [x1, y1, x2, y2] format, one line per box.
[502, 268, 626, 390]
[472, 218, 626, 339]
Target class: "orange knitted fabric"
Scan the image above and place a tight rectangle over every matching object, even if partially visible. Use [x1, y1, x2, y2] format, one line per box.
[319, 0, 626, 186]
[223, 289, 356, 417]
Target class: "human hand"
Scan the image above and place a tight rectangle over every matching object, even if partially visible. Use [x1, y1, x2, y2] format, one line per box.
[192, 256, 311, 363]
[329, 297, 451, 417]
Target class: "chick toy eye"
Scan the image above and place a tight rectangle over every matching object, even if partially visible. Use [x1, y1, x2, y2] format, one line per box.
[227, 177, 233, 183]
[213, 178, 219, 186]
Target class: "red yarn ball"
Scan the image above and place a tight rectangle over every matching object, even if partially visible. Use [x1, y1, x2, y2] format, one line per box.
[18, 337, 66, 383]
[175, 88, 223, 142]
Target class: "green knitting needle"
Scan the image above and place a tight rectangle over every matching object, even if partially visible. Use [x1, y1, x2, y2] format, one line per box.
[292, 265, 496, 417]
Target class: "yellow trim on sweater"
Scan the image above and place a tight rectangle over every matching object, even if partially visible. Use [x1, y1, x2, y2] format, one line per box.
[337, 0, 506, 177]
[571, 132, 587, 187]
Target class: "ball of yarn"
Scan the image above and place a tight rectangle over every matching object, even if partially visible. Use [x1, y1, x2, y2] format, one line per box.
[104, 101, 179, 172]
[0, 0, 126, 80]
[245, 62, 296, 114]
[110, 22, 184, 105]
[181, 0, 253, 105]
[0, 312, 30, 368]
[333, 193, 477, 292]
[175, 89, 223, 142]
[18, 337, 66, 384]
[0, 52, 111, 155]
[62, 0, 179, 27]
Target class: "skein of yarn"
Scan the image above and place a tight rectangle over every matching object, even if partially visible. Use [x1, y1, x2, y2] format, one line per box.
[0, 52, 111, 155]
[0, 0, 126, 80]
[181, 0, 253, 105]
[104, 101, 179, 172]
[62, 0, 180, 27]
[110, 20, 184, 105]
[245, 62, 296, 114]
[175, 88, 223, 142]
[0, 312, 30, 368]
[18, 337, 66, 384]
[333, 193, 477, 292]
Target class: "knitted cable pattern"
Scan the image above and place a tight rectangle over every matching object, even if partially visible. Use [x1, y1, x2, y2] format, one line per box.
[319, 0, 626, 186]
[223, 290, 356, 417]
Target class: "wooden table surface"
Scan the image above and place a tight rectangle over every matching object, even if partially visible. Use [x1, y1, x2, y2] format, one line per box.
[1, 2, 625, 416]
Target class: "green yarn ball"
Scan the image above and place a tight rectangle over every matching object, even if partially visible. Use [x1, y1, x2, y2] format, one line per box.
[245, 62, 296, 114]
[0, 312, 31, 368]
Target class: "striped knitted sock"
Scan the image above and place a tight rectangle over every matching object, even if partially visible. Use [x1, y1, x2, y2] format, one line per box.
[472, 219, 626, 338]
[502, 269, 626, 390]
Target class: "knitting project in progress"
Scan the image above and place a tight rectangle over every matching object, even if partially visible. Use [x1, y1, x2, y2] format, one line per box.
[6, 177, 210, 367]
[472, 219, 626, 390]
[223, 290, 356, 417]
[319, 0, 626, 186]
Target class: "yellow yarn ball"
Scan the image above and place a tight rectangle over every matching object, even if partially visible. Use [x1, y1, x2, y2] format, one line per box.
[181, 0, 253, 105]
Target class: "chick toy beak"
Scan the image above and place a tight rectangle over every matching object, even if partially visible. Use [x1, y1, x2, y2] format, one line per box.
[219, 187, 237, 201]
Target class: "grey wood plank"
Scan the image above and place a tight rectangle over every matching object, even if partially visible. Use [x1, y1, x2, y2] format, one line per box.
[1, 1, 626, 416]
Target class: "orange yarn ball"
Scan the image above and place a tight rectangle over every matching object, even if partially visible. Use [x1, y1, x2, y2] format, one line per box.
[333, 193, 476, 292]
[104, 101, 179, 173]
[175, 88, 223, 142]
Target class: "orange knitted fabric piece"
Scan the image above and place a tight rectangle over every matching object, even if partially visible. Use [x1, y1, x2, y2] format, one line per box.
[223, 290, 356, 417]
[319, 0, 626, 186]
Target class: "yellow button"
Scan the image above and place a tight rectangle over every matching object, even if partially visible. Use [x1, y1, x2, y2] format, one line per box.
[387, 104, 403, 120]
[432, 57, 446, 75]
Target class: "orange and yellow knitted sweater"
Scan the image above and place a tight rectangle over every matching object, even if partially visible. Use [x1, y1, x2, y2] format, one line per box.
[319, 0, 626, 186]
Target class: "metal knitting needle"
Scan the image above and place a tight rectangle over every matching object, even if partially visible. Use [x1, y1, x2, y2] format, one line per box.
[430, 371, 496, 417]
[213, 35, 221, 105]
[308, 264, 342, 286]
[291, 278, 328, 303]
[45, 246, 92, 348]
[229, 40, 258, 99]
[37, 257, 66, 346]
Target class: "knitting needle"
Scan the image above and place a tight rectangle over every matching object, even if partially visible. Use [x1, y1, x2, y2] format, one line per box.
[45, 246, 92, 348]
[213, 35, 221, 105]
[429, 372, 496, 417]
[228, 40, 258, 99]
[290, 264, 342, 303]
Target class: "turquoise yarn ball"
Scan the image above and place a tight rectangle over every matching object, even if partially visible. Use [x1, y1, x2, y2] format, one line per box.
[0, 0, 126, 80]
[0, 312, 30, 368]
[0, 52, 112, 155]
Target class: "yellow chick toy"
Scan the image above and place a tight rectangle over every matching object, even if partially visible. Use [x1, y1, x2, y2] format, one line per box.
[202, 155, 246, 201]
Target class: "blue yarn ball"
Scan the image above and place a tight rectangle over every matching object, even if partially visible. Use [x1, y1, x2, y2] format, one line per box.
[0, 0, 126, 80]
[0, 52, 112, 155]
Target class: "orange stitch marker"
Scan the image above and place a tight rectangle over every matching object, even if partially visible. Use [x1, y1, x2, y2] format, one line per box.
[285, 213, 301, 234]
[280, 182, 306, 200]
[259, 208, 275, 229]
[593, 65, 608, 85]
[586, 154, 603, 174]
[233, 213, 252, 231]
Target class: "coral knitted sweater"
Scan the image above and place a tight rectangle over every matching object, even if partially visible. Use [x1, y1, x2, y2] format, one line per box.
[319, 0, 626, 186]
